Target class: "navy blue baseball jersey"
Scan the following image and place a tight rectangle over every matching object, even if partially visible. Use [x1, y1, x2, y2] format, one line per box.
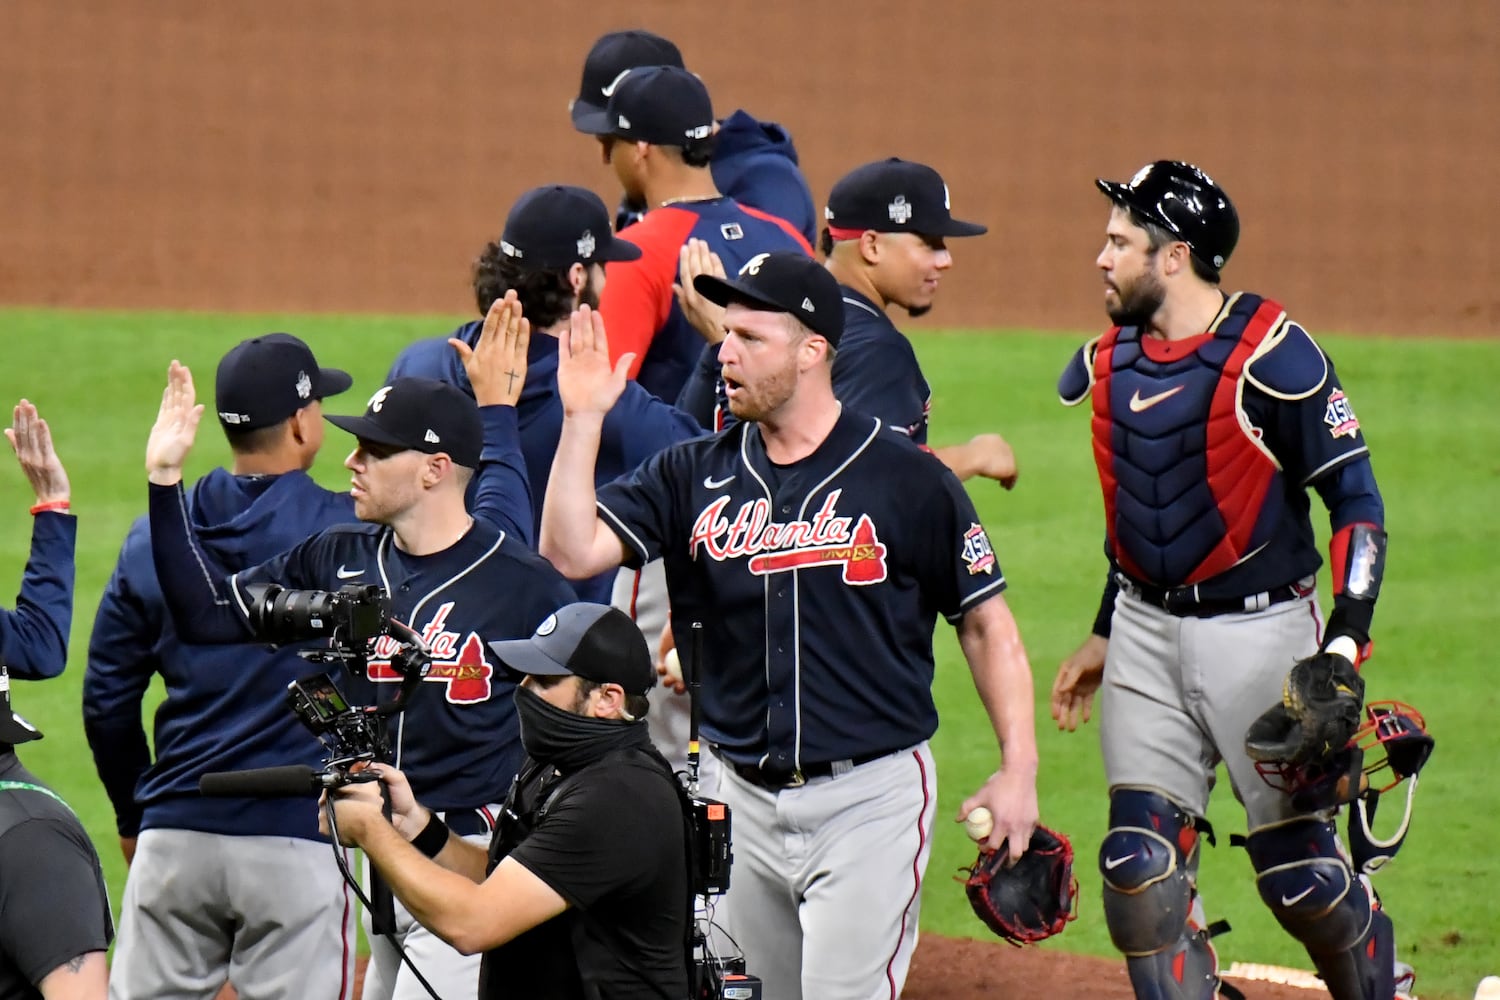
[1058, 292, 1383, 600]
[594, 409, 1006, 774]
[831, 286, 932, 444]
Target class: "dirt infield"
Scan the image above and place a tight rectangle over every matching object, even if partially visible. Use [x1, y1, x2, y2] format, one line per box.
[1, 1, 1497, 335]
[213, 939, 1331, 999]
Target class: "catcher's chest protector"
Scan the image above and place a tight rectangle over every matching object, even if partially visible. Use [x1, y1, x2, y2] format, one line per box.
[1090, 293, 1286, 587]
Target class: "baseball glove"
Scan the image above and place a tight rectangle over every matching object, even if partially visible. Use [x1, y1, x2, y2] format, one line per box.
[1245, 651, 1366, 765]
[960, 824, 1078, 945]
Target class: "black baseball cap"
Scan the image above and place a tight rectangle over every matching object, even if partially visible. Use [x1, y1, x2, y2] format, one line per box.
[490, 603, 655, 697]
[215, 333, 353, 431]
[825, 158, 987, 239]
[577, 65, 715, 148]
[694, 251, 845, 346]
[499, 186, 643, 271]
[325, 377, 483, 468]
[570, 30, 685, 134]
[0, 666, 42, 745]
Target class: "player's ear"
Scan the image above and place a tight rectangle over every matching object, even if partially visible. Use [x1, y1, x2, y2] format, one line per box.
[567, 262, 588, 298]
[421, 453, 450, 489]
[858, 230, 882, 266]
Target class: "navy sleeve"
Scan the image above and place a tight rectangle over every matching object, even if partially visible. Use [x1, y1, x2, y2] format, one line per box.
[146, 482, 261, 643]
[0, 819, 113, 985]
[82, 521, 158, 837]
[606, 386, 704, 470]
[1260, 358, 1371, 489]
[595, 445, 691, 567]
[1311, 455, 1384, 533]
[471, 405, 535, 546]
[0, 511, 76, 680]
[673, 344, 725, 431]
[831, 339, 927, 439]
[909, 466, 1008, 623]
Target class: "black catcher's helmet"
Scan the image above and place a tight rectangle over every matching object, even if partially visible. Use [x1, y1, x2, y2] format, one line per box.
[1096, 161, 1240, 276]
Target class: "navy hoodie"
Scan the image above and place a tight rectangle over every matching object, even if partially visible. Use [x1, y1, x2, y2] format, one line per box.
[83, 470, 355, 840]
[712, 110, 818, 248]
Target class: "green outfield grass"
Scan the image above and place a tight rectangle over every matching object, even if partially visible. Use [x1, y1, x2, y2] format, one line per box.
[1, 308, 1496, 998]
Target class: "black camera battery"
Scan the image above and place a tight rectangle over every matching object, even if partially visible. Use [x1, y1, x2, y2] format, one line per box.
[691, 796, 733, 896]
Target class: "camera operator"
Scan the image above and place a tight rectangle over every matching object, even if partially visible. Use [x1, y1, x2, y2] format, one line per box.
[143, 300, 578, 1000]
[2, 401, 112, 999]
[321, 603, 691, 1000]
[84, 334, 362, 1000]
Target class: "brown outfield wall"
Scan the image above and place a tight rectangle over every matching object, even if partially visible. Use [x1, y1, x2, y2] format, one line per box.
[1, 1, 1496, 336]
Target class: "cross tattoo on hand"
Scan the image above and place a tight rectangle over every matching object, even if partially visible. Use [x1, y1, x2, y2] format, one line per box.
[505, 369, 521, 392]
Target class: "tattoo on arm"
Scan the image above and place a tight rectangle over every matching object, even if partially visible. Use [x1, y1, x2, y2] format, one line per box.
[62, 955, 87, 973]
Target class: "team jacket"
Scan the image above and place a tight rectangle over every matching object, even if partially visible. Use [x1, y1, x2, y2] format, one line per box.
[142, 407, 568, 813]
[84, 469, 357, 840]
[595, 409, 1006, 773]
[711, 110, 818, 249]
[387, 325, 704, 601]
[1, 510, 75, 680]
[600, 197, 812, 406]
[1058, 291, 1384, 599]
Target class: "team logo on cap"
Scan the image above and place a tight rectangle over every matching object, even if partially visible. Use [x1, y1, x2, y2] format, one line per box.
[368, 386, 393, 412]
[296, 371, 312, 400]
[888, 194, 912, 224]
[740, 253, 769, 277]
[577, 231, 596, 259]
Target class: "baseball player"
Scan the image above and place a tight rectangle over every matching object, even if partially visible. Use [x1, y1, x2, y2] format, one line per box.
[1050, 161, 1403, 1000]
[577, 64, 813, 407]
[2, 401, 74, 681]
[538, 253, 1041, 1000]
[678, 158, 1021, 484]
[143, 317, 575, 1000]
[85, 335, 361, 1000]
[569, 29, 817, 245]
[386, 184, 703, 604]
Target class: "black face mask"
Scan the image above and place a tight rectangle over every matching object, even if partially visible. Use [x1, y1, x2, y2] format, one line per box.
[513, 684, 648, 773]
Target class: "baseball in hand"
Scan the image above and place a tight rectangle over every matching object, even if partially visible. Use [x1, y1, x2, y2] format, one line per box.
[662, 648, 684, 686]
[963, 807, 994, 842]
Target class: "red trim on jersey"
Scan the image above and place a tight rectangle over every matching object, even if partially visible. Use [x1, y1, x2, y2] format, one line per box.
[1090, 329, 1148, 581]
[1140, 331, 1213, 363]
[885, 749, 932, 999]
[1185, 300, 1282, 584]
[597, 208, 701, 378]
[739, 203, 815, 255]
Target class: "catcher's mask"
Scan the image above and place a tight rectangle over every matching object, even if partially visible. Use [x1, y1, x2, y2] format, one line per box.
[1255, 701, 1434, 872]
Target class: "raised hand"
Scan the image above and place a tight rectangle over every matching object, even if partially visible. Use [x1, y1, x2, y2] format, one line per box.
[452, 291, 531, 407]
[146, 361, 205, 486]
[6, 400, 70, 504]
[557, 305, 632, 420]
[673, 238, 729, 345]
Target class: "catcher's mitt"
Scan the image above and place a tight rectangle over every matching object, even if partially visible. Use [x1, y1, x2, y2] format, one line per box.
[1245, 651, 1366, 766]
[959, 824, 1078, 945]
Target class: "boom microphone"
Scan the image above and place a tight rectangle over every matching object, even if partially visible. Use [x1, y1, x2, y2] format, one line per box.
[199, 765, 327, 798]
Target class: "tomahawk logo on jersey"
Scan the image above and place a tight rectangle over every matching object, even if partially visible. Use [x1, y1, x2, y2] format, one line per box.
[366, 603, 495, 704]
[596, 410, 1005, 769]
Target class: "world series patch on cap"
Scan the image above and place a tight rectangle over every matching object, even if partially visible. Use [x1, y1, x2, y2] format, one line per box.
[693, 251, 845, 346]
[825, 158, 987, 239]
[498, 185, 643, 271]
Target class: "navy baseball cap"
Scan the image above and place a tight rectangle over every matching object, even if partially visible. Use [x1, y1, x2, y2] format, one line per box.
[490, 603, 655, 697]
[499, 186, 643, 271]
[694, 251, 845, 346]
[215, 333, 353, 431]
[578, 65, 715, 148]
[325, 377, 483, 468]
[0, 666, 42, 745]
[825, 158, 987, 239]
[570, 30, 684, 134]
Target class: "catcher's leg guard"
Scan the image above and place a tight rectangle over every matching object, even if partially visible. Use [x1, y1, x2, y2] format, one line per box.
[1245, 818, 1393, 1000]
[1100, 789, 1223, 1000]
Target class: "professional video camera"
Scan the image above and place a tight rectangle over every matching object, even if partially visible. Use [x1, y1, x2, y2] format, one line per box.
[678, 624, 761, 1000]
[199, 584, 431, 796]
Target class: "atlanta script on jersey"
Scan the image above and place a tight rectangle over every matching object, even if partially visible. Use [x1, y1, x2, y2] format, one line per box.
[597, 408, 1005, 775]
